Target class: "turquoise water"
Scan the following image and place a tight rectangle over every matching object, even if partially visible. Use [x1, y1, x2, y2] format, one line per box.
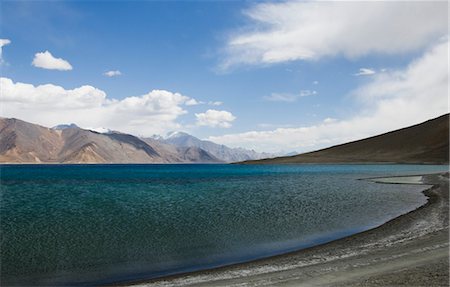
[1, 164, 447, 285]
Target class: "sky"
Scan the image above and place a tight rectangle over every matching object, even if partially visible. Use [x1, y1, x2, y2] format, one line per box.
[0, 1, 448, 153]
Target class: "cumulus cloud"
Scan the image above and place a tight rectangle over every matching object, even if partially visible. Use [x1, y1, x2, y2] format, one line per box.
[103, 70, 122, 77]
[32, 51, 73, 71]
[210, 39, 449, 153]
[221, 1, 447, 69]
[195, 109, 236, 128]
[185, 98, 200, 106]
[354, 68, 376, 76]
[0, 77, 202, 136]
[264, 90, 317, 102]
[0, 39, 11, 64]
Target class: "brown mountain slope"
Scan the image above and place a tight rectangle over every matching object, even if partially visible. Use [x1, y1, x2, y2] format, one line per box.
[58, 128, 163, 163]
[0, 118, 63, 163]
[0, 118, 220, 163]
[242, 114, 449, 164]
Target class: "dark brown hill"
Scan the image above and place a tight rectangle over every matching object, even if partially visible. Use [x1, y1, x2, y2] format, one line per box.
[242, 114, 449, 165]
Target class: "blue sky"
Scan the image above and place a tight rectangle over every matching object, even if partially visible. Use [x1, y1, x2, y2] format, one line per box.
[0, 1, 448, 153]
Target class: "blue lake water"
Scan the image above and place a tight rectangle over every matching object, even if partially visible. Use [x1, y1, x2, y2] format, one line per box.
[0, 164, 448, 285]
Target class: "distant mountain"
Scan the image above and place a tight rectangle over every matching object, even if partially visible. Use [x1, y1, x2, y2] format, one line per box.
[0, 118, 220, 164]
[140, 136, 222, 163]
[163, 131, 274, 162]
[52, 123, 79, 130]
[241, 114, 449, 165]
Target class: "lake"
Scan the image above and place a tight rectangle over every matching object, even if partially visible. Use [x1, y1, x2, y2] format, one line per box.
[0, 164, 447, 285]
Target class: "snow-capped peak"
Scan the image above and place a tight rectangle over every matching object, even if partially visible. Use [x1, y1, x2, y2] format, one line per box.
[165, 131, 190, 139]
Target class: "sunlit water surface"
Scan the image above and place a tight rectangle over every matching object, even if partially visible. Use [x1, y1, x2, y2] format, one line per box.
[1, 164, 447, 285]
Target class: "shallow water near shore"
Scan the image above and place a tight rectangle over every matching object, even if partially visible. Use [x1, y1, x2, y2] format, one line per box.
[0, 164, 447, 285]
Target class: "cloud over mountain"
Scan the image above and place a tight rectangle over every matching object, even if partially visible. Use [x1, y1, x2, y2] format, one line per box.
[0, 77, 201, 136]
[195, 109, 236, 128]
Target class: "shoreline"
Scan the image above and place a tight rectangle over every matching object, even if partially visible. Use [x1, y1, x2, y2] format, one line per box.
[1, 162, 448, 165]
[124, 172, 449, 287]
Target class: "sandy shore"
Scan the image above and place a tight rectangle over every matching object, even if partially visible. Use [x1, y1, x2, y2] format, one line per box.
[128, 172, 449, 287]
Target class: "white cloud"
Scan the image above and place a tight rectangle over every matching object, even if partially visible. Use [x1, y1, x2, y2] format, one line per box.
[0, 77, 203, 136]
[186, 99, 223, 106]
[195, 109, 236, 128]
[354, 68, 376, 76]
[264, 90, 317, 102]
[209, 101, 223, 106]
[185, 99, 224, 106]
[103, 70, 122, 77]
[0, 39, 10, 47]
[258, 123, 294, 129]
[221, 1, 447, 69]
[0, 39, 11, 64]
[209, 39, 449, 153]
[323, 118, 337, 124]
[312, 81, 319, 85]
[185, 98, 200, 106]
[32, 51, 73, 71]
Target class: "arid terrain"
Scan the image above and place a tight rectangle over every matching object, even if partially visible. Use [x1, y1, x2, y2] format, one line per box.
[243, 114, 449, 165]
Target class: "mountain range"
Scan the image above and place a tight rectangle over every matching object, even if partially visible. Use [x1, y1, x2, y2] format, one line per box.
[162, 131, 273, 162]
[242, 114, 449, 164]
[0, 118, 271, 163]
[1, 114, 448, 164]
